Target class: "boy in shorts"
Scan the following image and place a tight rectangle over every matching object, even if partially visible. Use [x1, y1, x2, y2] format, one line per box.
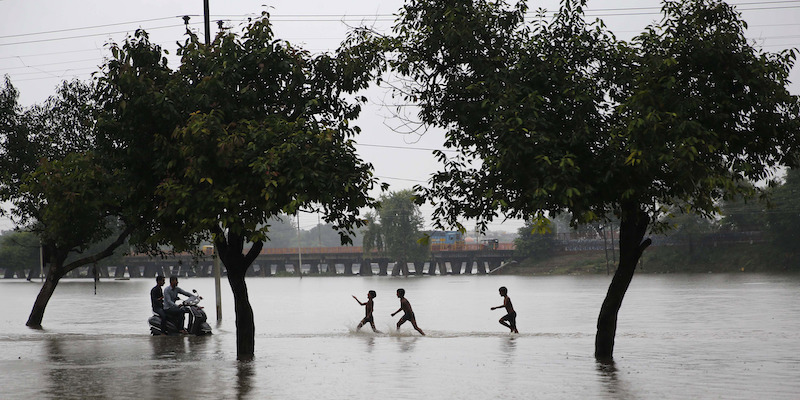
[491, 286, 519, 333]
[391, 288, 425, 335]
[353, 290, 380, 332]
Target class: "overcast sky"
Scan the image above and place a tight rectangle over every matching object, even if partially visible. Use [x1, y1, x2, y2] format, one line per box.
[1, 0, 799, 234]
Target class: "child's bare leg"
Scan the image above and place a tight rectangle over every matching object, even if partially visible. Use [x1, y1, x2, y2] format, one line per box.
[411, 319, 425, 336]
[499, 318, 513, 332]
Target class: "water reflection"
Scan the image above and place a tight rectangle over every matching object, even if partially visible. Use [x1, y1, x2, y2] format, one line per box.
[500, 336, 517, 365]
[44, 337, 110, 399]
[358, 335, 376, 352]
[148, 335, 211, 362]
[235, 360, 254, 400]
[394, 336, 418, 353]
[596, 360, 635, 400]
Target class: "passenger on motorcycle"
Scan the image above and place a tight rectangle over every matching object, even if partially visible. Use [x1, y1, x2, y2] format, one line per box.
[150, 275, 168, 334]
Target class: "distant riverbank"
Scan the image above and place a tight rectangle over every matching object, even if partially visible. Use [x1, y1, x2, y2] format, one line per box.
[503, 242, 799, 275]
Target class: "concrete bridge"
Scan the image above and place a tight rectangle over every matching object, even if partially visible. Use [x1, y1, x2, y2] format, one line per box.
[77, 244, 516, 279]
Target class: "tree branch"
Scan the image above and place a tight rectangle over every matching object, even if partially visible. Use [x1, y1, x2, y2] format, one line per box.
[62, 224, 135, 272]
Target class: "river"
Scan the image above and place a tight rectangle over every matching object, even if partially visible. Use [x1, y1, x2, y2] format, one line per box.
[1, 273, 798, 399]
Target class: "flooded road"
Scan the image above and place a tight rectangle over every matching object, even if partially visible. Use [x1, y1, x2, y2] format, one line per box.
[1, 273, 799, 399]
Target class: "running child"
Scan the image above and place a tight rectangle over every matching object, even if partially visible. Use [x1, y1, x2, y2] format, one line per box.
[391, 288, 425, 335]
[491, 286, 519, 333]
[353, 290, 380, 333]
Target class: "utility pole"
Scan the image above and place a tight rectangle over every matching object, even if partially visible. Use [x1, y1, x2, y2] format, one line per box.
[202, 0, 221, 321]
[203, 0, 211, 45]
[213, 245, 222, 321]
[183, 3, 221, 321]
[297, 213, 303, 278]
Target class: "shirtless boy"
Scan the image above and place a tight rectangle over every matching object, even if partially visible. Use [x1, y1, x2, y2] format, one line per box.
[391, 288, 425, 335]
[353, 290, 380, 333]
[491, 286, 519, 333]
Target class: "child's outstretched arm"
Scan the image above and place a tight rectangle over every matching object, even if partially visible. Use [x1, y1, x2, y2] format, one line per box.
[352, 295, 365, 306]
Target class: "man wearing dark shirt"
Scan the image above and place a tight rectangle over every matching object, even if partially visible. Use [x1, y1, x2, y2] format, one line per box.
[150, 275, 168, 334]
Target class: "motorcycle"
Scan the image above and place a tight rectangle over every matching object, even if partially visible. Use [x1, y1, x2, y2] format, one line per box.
[149, 290, 212, 336]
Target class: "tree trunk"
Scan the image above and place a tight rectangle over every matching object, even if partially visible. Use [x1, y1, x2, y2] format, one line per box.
[594, 202, 652, 361]
[26, 262, 65, 328]
[216, 230, 262, 361]
[227, 265, 256, 361]
[25, 227, 133, 328]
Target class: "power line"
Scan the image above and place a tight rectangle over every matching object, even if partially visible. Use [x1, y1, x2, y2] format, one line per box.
[2, 57, 102, 71]
[377, 175, 427, 183]
[0, 47, 104, 61]
[0, 17, 177, 39]
[356, 142, 459, 153]
[0, 23, 188, 47]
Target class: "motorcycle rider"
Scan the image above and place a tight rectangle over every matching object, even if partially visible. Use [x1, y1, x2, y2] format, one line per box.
[150, 275, 168, 334]
[163, 276, 192, 334]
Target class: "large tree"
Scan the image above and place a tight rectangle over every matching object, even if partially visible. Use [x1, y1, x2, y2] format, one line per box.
[129, 15, 382, 360]
[376, 0, 800, 360]
[0, 78, 138, 327]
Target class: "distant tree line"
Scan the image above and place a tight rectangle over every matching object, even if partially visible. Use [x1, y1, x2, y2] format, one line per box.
[514, 168, 800, 265]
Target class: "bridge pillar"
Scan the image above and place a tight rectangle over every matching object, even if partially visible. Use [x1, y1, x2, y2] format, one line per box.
[26, 268, 41, 280]
[127, 265, 142, 278]
[176, 262, 190, 277]
[463, 259, 474, 274]
[290, 260, 299, 275]
[391, 262, 410, 276]
[477, 260, 487, 274]
[413, 262, 425, 276]
[427, 260, 437, 275]
[309, 261, 320, 274]
[448, 260, 462, 275]
[359, 262, 373, 276]
[323, 262, 337, 275]
[435, 261, 447, 275]
[378, 261, 389, 276]
[195, 263, 208, 277]
[342, 261, 353, 275]
[275, 260, 288, 275]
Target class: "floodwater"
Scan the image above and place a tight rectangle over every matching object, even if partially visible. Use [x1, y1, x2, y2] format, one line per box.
[1, 273, 799, 399]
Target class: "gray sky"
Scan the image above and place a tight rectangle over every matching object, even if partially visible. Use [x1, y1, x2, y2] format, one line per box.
[1, 0, 799, 233]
